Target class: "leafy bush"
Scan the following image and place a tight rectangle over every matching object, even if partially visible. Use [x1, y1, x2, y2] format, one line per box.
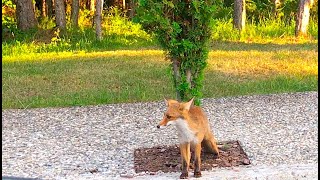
[136, 0, 217, 104]
[38, 17, 56, 30]
[103, 7, 151, 39]
[2, 0, 16, 31]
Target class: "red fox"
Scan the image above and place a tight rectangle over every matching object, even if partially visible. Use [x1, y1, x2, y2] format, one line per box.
[157, 98, 220, 179]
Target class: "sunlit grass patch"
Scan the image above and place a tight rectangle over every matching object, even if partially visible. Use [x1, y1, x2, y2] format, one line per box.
[2, 50, 164, 62]
[2, 42, 318, 109]
[207, 50, 318, 79]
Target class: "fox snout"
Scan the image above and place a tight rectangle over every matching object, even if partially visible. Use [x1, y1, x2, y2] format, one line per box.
[157, 118, 169, 129]
[156, 124, 167, 129]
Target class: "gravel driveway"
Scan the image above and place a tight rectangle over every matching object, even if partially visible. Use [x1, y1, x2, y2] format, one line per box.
[2, 91, 318, 179]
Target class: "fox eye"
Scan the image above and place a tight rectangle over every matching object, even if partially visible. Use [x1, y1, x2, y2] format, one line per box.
[166, 115, 172, 119]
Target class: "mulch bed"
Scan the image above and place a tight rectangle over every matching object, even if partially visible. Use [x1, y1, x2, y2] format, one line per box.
[134, 140, 250, 173]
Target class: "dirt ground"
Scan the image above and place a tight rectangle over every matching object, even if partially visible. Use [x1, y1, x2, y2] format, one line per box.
[134, 140, 250, 173]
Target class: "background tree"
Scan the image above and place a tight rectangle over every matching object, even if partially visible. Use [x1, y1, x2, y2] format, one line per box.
[122, 0, 126, 10]
[233, 0, 246, 31]
[46, 0, 53, 18]
[15, 0, 38, 30]
[95, 0, 104, 40]
[128, 0, 136, 19]
[295, 0, 314, 36]
[36, 0, 47, 17]
[272, 0, 281, 18]
[55, 0, 66, 30]
[136, 0, 216, 105]
[71, 0, 80, 27]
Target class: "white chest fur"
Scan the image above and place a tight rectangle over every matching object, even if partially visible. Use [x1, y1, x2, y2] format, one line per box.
[168, 118, 198, 144]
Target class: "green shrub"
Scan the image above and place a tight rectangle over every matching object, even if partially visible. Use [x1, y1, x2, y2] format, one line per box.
[2, 0, 16, 31]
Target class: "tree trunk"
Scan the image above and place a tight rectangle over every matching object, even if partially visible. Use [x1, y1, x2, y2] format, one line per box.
[233, 0, 246, 31]
[16, 0, 38, 30]
[95, 0, 104, 40]
[41, 0, 47, 17]
[46, 0, 53, 18]
[295, 0, 314, 37]
[123, 0, 126, 10]
[35, 0, 46, 18]
[71, 0, 80, 27]
[55, 0, 66, 30]
[273, 0, 281, 18]
[128, 0, 135, 19]
[172, 58, 181, 101]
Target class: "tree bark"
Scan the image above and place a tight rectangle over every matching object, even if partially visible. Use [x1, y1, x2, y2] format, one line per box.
[295, 0, 314, 37]
[16, 0, 38, 30]
[233, 0, 246, 31]
[35, 0, 46, 18]
[186, 69, 192, 87]
[55, 0, 66, 30]
[172, 58, 181, 101]
[41, 0, 47, 17]
[128, 0, 135, 19]
[95, 0, 104, 40]
[46, 0, 53, 18]
[123, 0, 126, 10]
[71, 0, 80, 27]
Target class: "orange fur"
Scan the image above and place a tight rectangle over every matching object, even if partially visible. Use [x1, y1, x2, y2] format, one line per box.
[157, 98, 219, 179]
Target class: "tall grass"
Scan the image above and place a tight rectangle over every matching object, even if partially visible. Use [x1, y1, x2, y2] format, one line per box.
[3, 9, 318, 57]
[211, 18, 318, 43]
[2, 7, 155, 56]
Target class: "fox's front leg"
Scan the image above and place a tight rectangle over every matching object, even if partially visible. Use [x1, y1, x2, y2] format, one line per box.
[179, 143, 191, 179]
[193, 143, 202, 178]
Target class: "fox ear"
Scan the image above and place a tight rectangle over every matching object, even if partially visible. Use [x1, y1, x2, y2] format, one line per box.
[164, 98, 169, 106]
[184, 97, 194, 110]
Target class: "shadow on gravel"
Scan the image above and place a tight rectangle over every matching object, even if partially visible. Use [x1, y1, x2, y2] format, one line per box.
[2, 176, 42, 180]
[134, 140, 251, 173]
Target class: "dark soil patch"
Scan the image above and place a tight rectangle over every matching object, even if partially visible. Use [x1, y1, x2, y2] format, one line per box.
[134, 140, 250, 173]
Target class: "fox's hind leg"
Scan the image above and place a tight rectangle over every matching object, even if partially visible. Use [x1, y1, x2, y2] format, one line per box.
[201, 132, 219, 156]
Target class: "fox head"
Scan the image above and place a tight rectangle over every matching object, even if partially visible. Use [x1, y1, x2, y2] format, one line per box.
[157, 97, 194, 128]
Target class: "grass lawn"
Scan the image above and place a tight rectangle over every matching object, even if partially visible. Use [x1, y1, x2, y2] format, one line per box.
[2, 41, 318, 109]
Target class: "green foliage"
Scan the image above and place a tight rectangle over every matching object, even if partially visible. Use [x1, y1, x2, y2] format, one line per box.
[2, 7, 154, 56]
[38, 17, 56, 30]
[103, 7, 151, 39]
[2, 28, 154, 56]
[211, 17, 318, 41]
[245, 0, 276, 21]
[212, 0, 318, 25]
[136, 0, 216, 105]
[281, 0, 299, 23]
[308, 18, 318, 39]
[2, 0, 16, 31]
[78, 9, 94, 29]
[211, 18, 240, 41]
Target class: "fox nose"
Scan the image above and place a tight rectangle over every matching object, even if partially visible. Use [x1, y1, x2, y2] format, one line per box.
[157, 125, 160, 128]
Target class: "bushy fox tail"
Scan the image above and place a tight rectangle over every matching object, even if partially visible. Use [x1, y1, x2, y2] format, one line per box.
[201, 133, 219, 155]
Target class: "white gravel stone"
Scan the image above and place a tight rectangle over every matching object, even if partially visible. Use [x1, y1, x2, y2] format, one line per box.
[2, 91, 318, 179]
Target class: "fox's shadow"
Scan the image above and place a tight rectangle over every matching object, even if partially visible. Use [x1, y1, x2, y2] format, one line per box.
[134, 140, 250, 173]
